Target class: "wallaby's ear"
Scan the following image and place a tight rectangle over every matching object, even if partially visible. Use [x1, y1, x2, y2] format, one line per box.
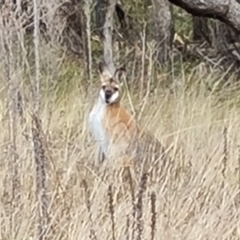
[98, 61, 111, 82]
[114, 65, 126, 84]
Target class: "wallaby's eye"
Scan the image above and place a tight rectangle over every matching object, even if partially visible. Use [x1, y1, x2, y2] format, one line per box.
[113, 87, 118, 91]
[102, 85, 106, 90]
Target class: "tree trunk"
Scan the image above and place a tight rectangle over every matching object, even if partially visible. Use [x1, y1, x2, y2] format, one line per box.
[192, 16, 210, 43]
[95, 0, 106, 38]
[102, 0, 118, 74]
[151, 0, 174, 64]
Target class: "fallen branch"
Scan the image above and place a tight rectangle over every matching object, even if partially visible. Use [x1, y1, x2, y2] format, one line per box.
[169, 0, 240, 33]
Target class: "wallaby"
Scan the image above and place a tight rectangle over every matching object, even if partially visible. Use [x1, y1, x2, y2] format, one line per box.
[88, 62, 168, 178]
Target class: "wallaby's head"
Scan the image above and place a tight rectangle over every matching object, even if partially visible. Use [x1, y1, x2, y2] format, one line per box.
[98, 62, 126, 105]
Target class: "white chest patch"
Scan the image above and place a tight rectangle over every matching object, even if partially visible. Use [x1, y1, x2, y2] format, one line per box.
[88, 97, 109, 156]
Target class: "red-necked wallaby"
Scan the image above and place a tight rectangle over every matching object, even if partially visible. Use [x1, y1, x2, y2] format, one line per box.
[88, 62, 168, 176]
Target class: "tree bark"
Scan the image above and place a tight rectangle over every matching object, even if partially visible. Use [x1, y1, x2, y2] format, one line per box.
[192, 16, 210, 43]
[102, 0, 118, 74]
[151, 0, 174, 64]
[169, 0, 240, 33]
[95, 0, 106, 38]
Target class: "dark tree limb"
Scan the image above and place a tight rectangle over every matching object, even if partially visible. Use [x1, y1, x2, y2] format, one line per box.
[169, 0, 240, 33]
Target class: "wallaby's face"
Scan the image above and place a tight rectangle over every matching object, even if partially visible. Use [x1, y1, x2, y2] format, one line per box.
[100, 78, 120, 104]
[98, 62, 126, 105]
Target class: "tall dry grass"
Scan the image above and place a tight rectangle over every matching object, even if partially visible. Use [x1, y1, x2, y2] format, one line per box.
[1, 46, 240, 239]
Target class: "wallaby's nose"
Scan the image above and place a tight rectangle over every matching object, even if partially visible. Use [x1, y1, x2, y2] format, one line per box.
[105, 90, 112, 100]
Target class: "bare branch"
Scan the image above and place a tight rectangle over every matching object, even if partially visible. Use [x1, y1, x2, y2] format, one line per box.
[84, 0, 93, 83]
[33, 0, 40, 114]
[169, 0, 240, 33]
